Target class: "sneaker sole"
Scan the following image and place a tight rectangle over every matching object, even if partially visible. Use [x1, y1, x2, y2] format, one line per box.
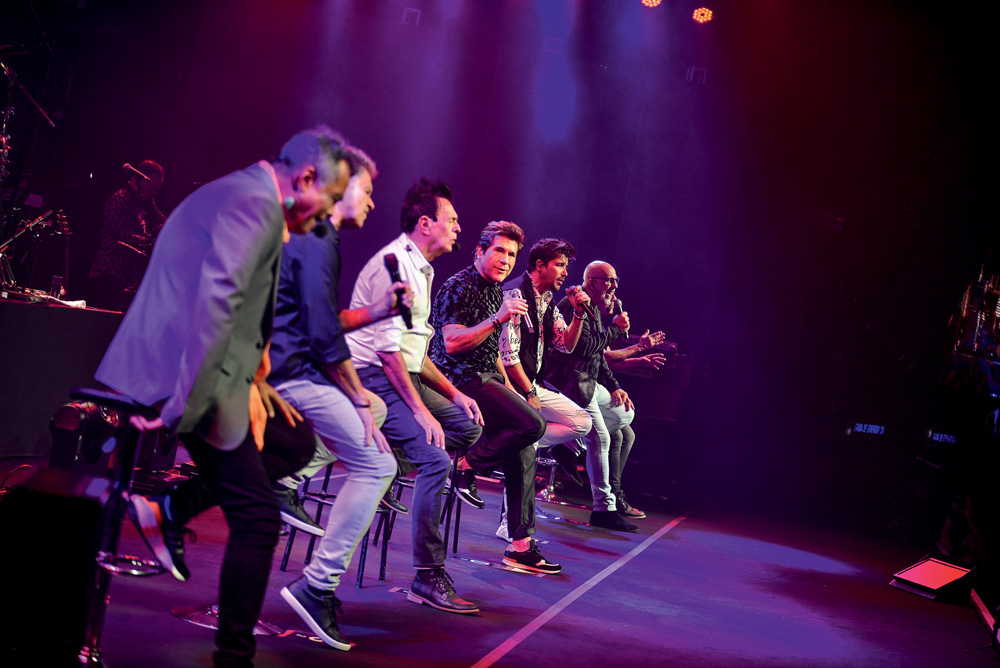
[455, 490, 485, 510]
[406, 591, 480, 614]
[279, 586, 353, 651]
[501, 556, 563, 574]
[129, 496, 185, 582]
[280, 511, 325, 537]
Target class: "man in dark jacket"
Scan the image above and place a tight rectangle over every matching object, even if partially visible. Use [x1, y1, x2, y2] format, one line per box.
[544, 261, 638, 532]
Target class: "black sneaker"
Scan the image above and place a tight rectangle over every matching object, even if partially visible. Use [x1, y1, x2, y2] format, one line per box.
[274, 487, 324, 536]
[502, 538, 562, 574]
[280, 576, 352, 651]
[455, 469, 485, 510]
[407, 568, 479, 614]
[379, 486, 409, 515]
[589, 509, 639, 533]
[548, 443, 584, 486]
[129, 494, 194, 582]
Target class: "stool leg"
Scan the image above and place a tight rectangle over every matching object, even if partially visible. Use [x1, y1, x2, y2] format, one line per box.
[355, 527, 371, 588]
[80, 427, 143, 666]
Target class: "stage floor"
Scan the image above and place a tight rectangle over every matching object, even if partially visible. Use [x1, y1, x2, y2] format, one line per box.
[2, 457, 995, 667]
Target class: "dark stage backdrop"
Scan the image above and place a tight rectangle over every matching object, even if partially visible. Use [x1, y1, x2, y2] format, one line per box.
[1, 1, 993, 540]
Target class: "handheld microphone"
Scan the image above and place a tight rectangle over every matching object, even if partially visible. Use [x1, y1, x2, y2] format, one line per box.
[123, 163, 151, 181]
[614, 298, 628, 333]
[383, 253, 413, 329]
[509, 288, 534, 333]
[570, 285, 597, 319]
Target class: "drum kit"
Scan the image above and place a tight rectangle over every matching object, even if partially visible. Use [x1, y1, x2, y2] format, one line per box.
[2, 53, 71, 298]
[944, 266, 1000, 397]
[948, 267, 1000, 361]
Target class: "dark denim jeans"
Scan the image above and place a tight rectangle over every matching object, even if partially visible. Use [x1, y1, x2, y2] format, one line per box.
[356, 365, 482, 568]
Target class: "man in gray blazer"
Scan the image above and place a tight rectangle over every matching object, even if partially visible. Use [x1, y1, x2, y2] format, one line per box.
[96, 126, 357, 668]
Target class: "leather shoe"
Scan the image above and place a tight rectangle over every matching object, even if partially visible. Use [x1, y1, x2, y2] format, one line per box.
[407, 568, 479, 614]
[589, 509, 639, 533]
[379, 485, 408, 515]
[617, 492, 646, 519]
[455, 468, 485, 509]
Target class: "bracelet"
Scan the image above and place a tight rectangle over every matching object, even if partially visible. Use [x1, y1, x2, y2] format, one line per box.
[353, 401, 373, 408]
[573, 310, 586, 319]
[523, 386, 538, 399]
[489, 313, 501, 331]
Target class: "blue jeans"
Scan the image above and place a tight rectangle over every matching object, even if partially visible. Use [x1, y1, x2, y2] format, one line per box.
[356, 365, 482, 568]
[273, 378, 396, 591]
[581, 383, 635, 511]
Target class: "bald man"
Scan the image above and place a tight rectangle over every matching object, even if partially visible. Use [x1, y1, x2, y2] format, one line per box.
[544, 261, 637, 532]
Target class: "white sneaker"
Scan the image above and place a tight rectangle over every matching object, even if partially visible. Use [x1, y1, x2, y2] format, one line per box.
[495, 521, 511, 543]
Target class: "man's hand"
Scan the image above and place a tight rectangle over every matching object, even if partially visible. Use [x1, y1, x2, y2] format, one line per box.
[610, 388, 634, 412]
[566, 285, 591, 314]
[638, 329, 666, 351]
[526, 394, 542, 412]
[129, 415, 165, 432]
[416, 408, 446, 450]
[496, 295, 528, 324]
[356, 404, 392, 454]
[613, 311, 630, 332]
[257, 381, 302, 426]
[452, 391, 485, 426]
[632, 352, 666, 370]
[376, 281, 414, 320]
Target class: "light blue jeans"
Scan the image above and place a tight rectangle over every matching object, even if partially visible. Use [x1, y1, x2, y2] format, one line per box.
[274, 379, 396, 592]
[581, 383, 635, 511]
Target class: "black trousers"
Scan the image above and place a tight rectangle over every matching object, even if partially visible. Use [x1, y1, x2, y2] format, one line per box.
[459, 373, 546, 541]
[174, 418, 315, 667]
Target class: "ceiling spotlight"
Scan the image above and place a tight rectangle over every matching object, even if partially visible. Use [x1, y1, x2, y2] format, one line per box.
[641, 0, 663, 7]
[693, 7, 713, 23]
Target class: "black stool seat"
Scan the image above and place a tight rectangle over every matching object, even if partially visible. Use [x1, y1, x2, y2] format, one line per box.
[70, 387, 160, 420]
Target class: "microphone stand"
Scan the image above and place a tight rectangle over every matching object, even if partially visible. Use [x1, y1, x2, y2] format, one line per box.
[0, 210, 53, 289]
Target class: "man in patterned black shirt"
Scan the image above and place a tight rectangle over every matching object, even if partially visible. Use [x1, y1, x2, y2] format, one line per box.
[429, 221, 562, 574]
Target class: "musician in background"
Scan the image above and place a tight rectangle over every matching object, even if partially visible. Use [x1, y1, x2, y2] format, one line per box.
[88, 160, 166, 310]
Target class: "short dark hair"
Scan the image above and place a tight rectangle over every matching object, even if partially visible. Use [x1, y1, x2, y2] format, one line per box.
[476, 220, 525, 256]
[343, 145, 378, 179]
[135, 160, 164, 182]
[527, 238, 575, 270]
[401, 178, 453, 233]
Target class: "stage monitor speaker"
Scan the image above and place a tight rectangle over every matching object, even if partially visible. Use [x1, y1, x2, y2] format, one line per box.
[889, 554, 975, 601]
[0, 468, 112, 666]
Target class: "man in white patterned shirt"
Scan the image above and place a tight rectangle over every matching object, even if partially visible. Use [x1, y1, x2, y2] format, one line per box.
[496, 238, 593, 539]
[346, 178, 483, 613]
